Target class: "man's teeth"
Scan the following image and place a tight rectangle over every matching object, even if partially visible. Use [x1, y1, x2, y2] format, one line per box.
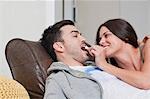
[84, 46, 89, 49]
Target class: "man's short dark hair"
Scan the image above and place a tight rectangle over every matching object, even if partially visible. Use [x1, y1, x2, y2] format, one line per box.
[40, 20, 75, 62]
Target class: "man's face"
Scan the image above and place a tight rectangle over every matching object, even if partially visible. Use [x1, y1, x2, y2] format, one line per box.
[60, 25, 90, 63]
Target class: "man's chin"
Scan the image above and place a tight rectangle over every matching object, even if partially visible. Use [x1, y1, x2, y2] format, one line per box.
[83, 55, 92, 61]
[80, 51, 91, 61]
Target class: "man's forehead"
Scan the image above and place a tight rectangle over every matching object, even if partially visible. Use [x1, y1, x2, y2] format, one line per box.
[60, 25, 78, 33]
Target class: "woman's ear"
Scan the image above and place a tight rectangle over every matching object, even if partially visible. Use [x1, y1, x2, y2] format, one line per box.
[53, 42, 64, 52]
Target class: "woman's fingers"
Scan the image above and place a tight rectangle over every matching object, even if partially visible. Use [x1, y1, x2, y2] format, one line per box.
[90, 45, 106, 57]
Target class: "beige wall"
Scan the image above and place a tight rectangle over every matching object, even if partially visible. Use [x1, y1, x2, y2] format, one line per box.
[119, 0, 150, 40]
[75, 0, 150, 44]
[0, 1, 55, 78]
[76, 0, 120, 44]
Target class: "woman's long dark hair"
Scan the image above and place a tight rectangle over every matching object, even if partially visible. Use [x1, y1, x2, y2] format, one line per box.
[96, 18, 139, 67]
[96, 18, 139, 48]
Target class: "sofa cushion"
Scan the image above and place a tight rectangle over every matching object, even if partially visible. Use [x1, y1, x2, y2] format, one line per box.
[5, 38, 52, 99]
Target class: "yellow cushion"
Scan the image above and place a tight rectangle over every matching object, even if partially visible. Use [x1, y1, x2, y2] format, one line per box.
[0, 76, 30, 99]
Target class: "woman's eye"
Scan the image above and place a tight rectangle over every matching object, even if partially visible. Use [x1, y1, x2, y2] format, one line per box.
[99, 37, 102, 41]
[105, 34, 111, 38]
[105, 34, 108, 38]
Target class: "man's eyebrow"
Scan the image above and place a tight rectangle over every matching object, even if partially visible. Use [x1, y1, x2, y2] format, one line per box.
[71, 30, 80, 33]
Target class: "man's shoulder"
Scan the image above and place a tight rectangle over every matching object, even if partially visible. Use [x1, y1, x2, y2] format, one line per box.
[46, 70, 68, 84]
[48, 62, 70, 73]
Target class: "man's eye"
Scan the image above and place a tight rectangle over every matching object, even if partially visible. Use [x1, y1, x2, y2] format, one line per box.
[73, 35, 78, 37]
[72, 32, 81, 37]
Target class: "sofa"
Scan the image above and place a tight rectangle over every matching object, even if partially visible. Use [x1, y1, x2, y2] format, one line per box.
[5, 38, 52, 99]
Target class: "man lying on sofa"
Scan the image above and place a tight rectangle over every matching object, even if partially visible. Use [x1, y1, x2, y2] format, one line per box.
[40, 20, 103, 99]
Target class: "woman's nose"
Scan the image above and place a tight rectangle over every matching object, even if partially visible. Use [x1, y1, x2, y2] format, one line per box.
[99, 37, 105, 46]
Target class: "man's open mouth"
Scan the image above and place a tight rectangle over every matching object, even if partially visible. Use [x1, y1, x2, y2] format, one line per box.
[81, 42, 91, 51]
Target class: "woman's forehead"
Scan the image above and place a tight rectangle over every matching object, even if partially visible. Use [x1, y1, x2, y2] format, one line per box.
[99, 26, 111, 35]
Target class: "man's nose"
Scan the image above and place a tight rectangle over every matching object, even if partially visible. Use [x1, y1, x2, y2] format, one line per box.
[80, 35, 86, 41]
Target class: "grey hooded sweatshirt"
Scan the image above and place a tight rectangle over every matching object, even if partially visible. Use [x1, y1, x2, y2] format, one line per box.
[44, 62, 103, 99]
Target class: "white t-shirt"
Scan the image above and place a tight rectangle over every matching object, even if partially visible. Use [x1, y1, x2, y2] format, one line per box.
[70, 66, 150, 99]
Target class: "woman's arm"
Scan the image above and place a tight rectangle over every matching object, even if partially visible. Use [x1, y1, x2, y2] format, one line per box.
[99, 60, 150, 89]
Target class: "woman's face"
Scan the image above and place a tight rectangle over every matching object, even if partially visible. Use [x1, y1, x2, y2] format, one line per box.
[98, 26, 125, 57]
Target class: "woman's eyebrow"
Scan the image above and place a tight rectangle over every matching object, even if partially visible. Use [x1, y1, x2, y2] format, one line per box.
[103, 31, 111, 35]
[100, 31, 108, 37]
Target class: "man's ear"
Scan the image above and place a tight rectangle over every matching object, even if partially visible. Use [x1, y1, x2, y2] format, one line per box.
[53, 42, 64, 52]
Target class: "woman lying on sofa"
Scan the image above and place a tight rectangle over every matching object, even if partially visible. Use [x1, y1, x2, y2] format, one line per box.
[90, 18, 150, 90]
[69, 18, 150, 99]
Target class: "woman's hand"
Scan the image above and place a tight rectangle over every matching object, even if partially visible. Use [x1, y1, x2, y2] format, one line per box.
[88, 45, 107, 66]
[143, 35, 150, 43]
[140, 35, 150, 59]
[139, 35, 150, 46]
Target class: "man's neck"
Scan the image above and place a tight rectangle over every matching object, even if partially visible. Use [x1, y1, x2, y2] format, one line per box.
[58, 57, 84, 66]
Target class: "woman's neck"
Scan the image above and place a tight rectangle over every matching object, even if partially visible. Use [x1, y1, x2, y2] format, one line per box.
[113, 46, 142, 71]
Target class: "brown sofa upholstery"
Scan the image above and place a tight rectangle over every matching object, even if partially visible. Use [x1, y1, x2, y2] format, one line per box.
[5, 38, 52, 99]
